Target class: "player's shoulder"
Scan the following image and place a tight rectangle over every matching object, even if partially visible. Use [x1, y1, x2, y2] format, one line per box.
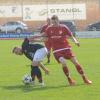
[45, 24, 53, 30]
[42, 24, 48, 28]
[59, 24, 67, 28]
[47, 24, 53, 28]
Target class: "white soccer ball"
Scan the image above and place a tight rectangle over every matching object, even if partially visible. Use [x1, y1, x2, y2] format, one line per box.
[22, 74, 32, 85]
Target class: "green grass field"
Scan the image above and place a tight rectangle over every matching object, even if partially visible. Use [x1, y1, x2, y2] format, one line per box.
[0, 38, 100, 100]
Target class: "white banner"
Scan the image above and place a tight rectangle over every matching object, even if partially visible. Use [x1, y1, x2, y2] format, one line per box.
[23, 4, 86, 21]
[0, 4, 86, 20]
[0, 6, 22, 17]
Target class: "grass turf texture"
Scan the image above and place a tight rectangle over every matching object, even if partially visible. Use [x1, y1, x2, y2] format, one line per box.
[0, 38, 100, 100]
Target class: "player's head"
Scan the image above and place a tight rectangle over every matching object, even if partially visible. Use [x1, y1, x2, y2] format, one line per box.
[12, 46, 23, 55]
[51, 15, 59, 25]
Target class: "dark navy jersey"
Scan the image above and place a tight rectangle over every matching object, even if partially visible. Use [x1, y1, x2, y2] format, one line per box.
[22, 38, 44, 61]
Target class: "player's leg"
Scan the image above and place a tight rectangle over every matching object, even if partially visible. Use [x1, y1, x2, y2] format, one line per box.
[58, 57, 76, 85]
[31, 65, 35, 81]
[39, 63, 49, 75]
[54, 49, 76, 85]
[54, 51, 75, 85]
[31, 60, 44, 86]
[31, 64, 42, 84]
[47, 51, 50, 64]
[32, 47, 48, 85]
[70, 57, 92, 84]
[45, 42, 51, 64]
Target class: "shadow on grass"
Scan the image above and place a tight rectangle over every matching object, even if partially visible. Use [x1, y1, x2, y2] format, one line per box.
[1, 83, 85, 93]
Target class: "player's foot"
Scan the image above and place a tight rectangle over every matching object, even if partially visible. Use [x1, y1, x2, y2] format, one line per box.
[83, 78, 92, 84]
[39, 82, 45, 87]
[30, 81, 35, 86]
[44, 61, 50, 65]
[68, 77, 76, 86]
[47, 59, 50, 64]
[82, 76, 92, 85]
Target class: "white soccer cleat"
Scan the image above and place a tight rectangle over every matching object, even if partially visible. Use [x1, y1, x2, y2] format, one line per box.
[30, 81, 35, 86]
[39, 82, 45, 87]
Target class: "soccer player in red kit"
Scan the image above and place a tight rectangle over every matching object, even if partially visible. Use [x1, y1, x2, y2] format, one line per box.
[40, 18, 52, 64]
[45, 15, 92, 85]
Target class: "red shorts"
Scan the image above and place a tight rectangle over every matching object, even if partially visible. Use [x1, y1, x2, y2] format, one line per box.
[53, 49, 75, 63]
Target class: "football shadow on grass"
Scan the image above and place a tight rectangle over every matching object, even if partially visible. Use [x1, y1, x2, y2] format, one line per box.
[1, 83, 85, 93]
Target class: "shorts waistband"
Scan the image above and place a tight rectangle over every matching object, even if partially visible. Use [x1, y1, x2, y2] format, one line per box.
[53, 48, 71, 53]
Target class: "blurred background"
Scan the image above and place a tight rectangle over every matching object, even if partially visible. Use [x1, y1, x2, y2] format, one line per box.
[0, 0, 100, 37]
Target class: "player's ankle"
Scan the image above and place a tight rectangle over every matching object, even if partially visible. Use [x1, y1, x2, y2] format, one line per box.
[81, 74, 86, 79]
[39, 80, 42, 83]
[47, 60, 50, 63]
[67, 75, 71, 79]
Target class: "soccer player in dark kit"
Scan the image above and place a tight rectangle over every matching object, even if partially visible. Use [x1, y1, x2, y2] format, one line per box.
[12, 37, 49, 86]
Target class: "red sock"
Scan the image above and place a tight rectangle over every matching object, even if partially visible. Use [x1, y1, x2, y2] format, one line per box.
[75, 64, 84, 75]
[62, 66, 70, 77]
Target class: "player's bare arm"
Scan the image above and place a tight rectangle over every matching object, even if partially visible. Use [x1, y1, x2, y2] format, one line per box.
[39, 63, 49, 75]
[70, 35, 80, 47]
[28, 33, 47, 42]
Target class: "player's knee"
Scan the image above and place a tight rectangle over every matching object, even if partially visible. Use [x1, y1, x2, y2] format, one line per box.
[70, 57, 79, 66]
[32, 61, 40, 66]
[59, 57, 66, 66]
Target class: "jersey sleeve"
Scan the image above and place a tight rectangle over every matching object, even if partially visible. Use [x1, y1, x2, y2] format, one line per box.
[40, 25, 46, 33]
[40, 26, 44, 33]
[63, 25, 72, 37]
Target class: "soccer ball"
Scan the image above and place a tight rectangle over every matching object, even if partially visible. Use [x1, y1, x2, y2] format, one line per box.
[22, 74, 32, 85]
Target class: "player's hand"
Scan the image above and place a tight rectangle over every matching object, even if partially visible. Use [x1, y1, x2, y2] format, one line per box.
[45, 68, 49, 75]
[75, 42, 80, 47]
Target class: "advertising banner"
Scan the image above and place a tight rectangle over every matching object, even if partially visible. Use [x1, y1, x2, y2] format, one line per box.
[76, 31, 100, 38]
[0, 4, 86, 20]
[0, 5, 22, 17]
[23, 4, 86, 20]
[0, 33, 33, 39]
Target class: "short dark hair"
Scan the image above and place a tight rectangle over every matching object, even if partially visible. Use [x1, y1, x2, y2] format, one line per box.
[12, 47, 17, 53]
[51, 15, 59, 20]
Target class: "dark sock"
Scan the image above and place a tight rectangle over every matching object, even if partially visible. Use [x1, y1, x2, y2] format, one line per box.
[31, 65, 42, 83]
[36, 68, 42, 83]
[31, 65, 35, 81]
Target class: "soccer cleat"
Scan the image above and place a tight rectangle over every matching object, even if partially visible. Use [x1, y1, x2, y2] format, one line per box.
[68, 77, 76, 86]
[82, 76, 92, 85]
[30, 81, 35, 86]
[83, 79, 92, 85]
[39, 82, 45, 87]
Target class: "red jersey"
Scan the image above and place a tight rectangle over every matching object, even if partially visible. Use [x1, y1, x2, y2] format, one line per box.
[40, 24, 48, 33]
[45, 24, 72, 52]
[40, 24, 52, 51]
